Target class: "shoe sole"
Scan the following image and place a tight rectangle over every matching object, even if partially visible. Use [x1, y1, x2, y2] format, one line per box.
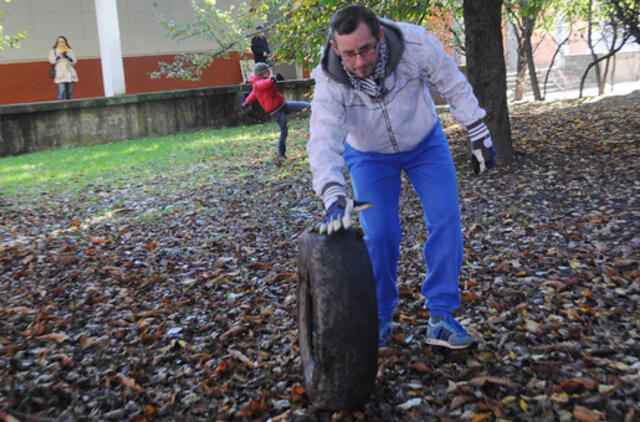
[426, 338, 477, 350]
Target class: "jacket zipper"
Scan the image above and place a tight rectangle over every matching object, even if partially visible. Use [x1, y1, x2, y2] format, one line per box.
[378, 99, 399, 153]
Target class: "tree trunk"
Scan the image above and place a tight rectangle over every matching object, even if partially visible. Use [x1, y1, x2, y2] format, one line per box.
[586, 0, 605, 96]
[523, 16, 542, 101]
[515, 45, 527, 101]
[543, 37, 569, 100]
[463, 0, 513, 166]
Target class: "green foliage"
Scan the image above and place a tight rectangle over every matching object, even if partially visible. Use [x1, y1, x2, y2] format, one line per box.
[0, 0, 28, 51]
[258, 0, 464, 70]
[151, 0, 266, 80]
[153, 0, 465, 80]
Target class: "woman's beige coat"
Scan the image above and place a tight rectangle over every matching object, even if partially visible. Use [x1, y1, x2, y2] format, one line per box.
[48, 48, 79, 84]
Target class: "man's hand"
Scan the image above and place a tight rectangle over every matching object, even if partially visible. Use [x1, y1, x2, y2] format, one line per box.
[240, 101, 249, 109]
[317, 196, 373, 235]
[467, 121, 496, 175]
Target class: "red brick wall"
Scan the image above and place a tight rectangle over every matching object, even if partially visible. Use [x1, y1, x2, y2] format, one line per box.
[0, 52, 249, 105]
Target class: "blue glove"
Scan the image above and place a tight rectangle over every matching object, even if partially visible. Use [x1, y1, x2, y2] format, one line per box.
[317, 196, 373, 235]
[241, 101, 249, 109]
[467, 120, 496, 175]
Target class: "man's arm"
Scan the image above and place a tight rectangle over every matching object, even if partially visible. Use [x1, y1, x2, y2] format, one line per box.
[416, 28, 495, 174]
[307, 73, 349, 207]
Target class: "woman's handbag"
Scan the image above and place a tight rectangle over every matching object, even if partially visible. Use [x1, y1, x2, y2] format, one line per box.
[49, 49, 56, 79]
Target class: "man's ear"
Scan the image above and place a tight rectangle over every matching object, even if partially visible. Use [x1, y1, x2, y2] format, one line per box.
[330, 39, 340, 57]
[378, 26, 385, 44]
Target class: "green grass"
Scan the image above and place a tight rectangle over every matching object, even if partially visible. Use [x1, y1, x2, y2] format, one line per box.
[0, 119, 310, 198]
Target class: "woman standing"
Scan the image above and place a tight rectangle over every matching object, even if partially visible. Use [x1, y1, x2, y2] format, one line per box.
[48, 36, 78, 100]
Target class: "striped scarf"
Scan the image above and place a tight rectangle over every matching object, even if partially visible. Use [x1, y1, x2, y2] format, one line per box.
[341, 39, 388, 98]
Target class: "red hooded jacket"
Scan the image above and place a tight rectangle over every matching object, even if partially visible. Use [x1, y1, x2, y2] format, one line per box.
[245, 73, 285, 114]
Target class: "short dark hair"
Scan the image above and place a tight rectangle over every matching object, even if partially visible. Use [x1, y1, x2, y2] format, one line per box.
[330, 4, 379, 39]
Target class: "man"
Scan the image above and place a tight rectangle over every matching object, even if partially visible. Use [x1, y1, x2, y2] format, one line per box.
[251, 26, 271, 64]
[307, 5, 495, 349]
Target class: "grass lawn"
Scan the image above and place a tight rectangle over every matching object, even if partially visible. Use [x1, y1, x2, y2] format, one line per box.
[0, 118, 311, 200]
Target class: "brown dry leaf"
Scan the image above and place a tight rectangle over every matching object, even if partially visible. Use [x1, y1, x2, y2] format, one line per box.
[60, 354, 73, 367]
[0, 410, 21, 422]
[450, 394, 475, 410]
[37, 332, 70, 344]
[215, 361, 228, 376]
[202, 382, 215, 395]
[21, 253, 35, 264]
[220, 324, 248, 340]
[113, 208, 137, 214]
[120, 375, 146, 392]
[229, 349, 256, 368]
[573, 405, 602, 422]
[6, 306, 36, 315]
[269, 272, 296, 282]
[137, 318, 155, 329]
[246, 262, 272, 270]
[270, 411, 291, 422]
[292, 385, 305, 395]
[87, 235, 108, 244]
[612, 259, 635, 268]
[409, 362, 429, 373]
[554, 377, 598, 392]
[352, 411, 365, 421]
[542, 279, 565, 289]
[100, 265, 123, 272]
[469, 376, 519, 389]
[524, 319, 544, 335]
[471, 412, 492, 422]
[461, 291, 477, 302]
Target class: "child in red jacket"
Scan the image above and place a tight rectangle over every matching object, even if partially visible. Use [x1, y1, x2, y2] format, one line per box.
[242, 62, 310, 165]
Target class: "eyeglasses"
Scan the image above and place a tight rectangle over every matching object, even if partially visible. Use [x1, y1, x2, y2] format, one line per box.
[339, 42, 378, 61]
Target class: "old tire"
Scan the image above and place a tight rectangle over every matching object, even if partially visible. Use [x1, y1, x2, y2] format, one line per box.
[297, 228, 378, 410]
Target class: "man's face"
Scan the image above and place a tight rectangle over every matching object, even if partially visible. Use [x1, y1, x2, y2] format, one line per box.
[331, 22, 383, 78]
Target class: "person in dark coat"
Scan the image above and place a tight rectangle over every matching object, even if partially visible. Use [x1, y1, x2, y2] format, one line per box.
[251, 26, 271, 64]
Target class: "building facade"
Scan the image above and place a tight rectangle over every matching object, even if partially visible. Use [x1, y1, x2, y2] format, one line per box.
[0, 0, 302, 105]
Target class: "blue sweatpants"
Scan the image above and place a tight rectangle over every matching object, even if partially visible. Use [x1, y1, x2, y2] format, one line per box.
[344, 120, 463, 322]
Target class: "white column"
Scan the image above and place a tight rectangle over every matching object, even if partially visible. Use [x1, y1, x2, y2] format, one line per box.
[95, 0, 126, 97]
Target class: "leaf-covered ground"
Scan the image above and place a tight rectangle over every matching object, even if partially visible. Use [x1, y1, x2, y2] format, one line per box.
[1, 91, 639, 422]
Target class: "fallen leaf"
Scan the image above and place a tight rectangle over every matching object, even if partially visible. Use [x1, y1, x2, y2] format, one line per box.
[87, 235, 109, 244]
[469, 376, 519, 389]
[36, 333, 70, 344]
[120, 375, 146, 392]
[573, 405, 602, 422]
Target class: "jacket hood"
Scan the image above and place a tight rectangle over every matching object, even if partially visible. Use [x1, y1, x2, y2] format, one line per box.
[248, 73, 262, 83]
[320, 18, 405, 86]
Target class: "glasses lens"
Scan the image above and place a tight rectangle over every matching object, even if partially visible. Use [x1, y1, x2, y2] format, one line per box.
[342, 42, 377, 60]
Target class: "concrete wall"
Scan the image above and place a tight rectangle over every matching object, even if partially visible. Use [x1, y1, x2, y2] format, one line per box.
[0, 79, 314, 157]
[561, 51, 640, 88]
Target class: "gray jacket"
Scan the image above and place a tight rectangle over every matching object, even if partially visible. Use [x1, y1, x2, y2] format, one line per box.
[307, 19, 486, 200]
